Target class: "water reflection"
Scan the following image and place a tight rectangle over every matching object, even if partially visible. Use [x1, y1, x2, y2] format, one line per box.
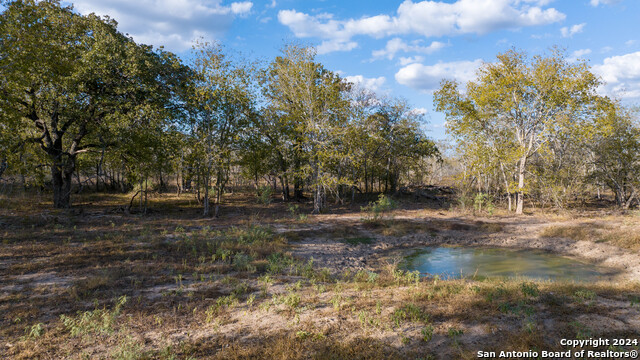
[403, 247, 613, 282]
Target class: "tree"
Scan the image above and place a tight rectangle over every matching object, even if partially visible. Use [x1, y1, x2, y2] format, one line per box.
[189, 42, 256, 216]
[262, 44, 350, 214]
[434, 48, 600, 214]
[0, 0, 189, 208]
[588, 105, 640, 209]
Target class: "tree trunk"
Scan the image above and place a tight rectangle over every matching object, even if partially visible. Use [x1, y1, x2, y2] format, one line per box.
[158, 168, 165, 193]
[96, 162, 100, 192]
[312, 158, 322, 214]
[624, 188, 637, 210]
[516, 157, 526, 215]
[294, 177, 304, 200]
[144, 176, 148, 214]
[176, 171, 182, 196]
[279, 175, 289, 201]
[0, 157, 7, 179]
[52, 164, 73, 208]
[203, 170, 210, 216]
[139, 177, 143, 212]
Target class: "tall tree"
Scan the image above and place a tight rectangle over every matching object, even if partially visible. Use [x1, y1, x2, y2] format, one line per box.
[189, 42, 256, 216]
[588, 104, 640, 209]
[434, 48, 600, 214]
[0, 0, 189, 207]
[262, 44, 350, 213]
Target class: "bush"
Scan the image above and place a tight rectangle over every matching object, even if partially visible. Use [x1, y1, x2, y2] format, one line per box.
[474, 192, 495, 215]
[361, 194, 397, 220]
[257, 185, 274, 205]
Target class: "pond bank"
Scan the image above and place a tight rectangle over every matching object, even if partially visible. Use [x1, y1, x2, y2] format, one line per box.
[288, 214, 640, 282]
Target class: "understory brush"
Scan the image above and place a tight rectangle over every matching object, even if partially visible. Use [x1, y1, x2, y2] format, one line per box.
[361, 194, 397, 221]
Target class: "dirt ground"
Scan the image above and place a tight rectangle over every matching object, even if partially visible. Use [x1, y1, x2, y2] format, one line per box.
[1, 192, 639, 359]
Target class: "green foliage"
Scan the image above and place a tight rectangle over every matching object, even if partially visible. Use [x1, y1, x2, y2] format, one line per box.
[257, 185, 274, 205]
[60, 295, 127, 336]
[267, 252, 296, 274]
[520, 282, 540, 298]
[112, 336, 144, 360]
[392, 269, 420, 286]
[435, 48, 602, 214]
[261, 44, 352, 213]
[189, 41, 257, 215]
[25, 322, 44, 339]
[573, 289, 596, 301]
[0, 0, 191, 208]
[587, 105, 640, 209]
[287, 204, 300, 217]
[390, 303, 429, 327]
[232, 253, 255, 272]
[361, 194, 397, 220]
[421, 325, 434, 342]
[170, 225, 286, 274]
[473, 193, 495, 215]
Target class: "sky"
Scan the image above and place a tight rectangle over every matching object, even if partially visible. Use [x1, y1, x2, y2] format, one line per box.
[54, 0, 640, 139]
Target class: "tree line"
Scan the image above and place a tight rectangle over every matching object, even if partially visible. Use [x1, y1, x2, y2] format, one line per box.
[2, 1, 638, 215]
[434, 49, 640, 213]
[0, 0, 439, 214]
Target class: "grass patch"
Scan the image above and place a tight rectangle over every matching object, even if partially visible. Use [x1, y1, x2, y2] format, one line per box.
[539, 224, 603, 241]
[540, 223, 640, 250]
[601, 231, 640, 251]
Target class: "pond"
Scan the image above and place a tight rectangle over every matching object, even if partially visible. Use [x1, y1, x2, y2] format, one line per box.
[402, 247, 615, 282]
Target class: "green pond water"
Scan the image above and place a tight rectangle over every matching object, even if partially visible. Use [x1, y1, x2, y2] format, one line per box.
[402, 247, 615, 282]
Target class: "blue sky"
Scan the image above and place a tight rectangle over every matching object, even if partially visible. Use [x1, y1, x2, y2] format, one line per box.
[57, 0, 640, 139]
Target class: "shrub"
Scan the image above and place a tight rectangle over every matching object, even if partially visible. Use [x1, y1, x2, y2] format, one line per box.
[60, 295, 127, 337]
[257, 186, 274, 205]
[361, 194, 397, 220]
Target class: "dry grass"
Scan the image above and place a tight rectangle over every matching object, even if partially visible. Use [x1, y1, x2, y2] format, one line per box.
[540, 222, 640, 251]
[601, 231, 640, 251]
[539, 223, 604, 241]
[1, 192, 639, 359]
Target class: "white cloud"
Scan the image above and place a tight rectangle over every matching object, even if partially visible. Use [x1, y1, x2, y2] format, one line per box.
[590, 0, 621, 6]
[317, 40, 358, 54]
[278, 0, 565, 53]
[522, 0, 554, 5]
[410, 107, 428, 115]
[395, 59, 484, 91]
[592, 51, 640, 99]
[399, 56, 426, 66]
[560, 23, 585, 38]
[626, 40, 637, 47]
[69, 0, 253, 51]
[372, 38, 447, 60]
[344, 75, 387, 92]
[231, 1, 253, 15]
[568, 48, 591, 62]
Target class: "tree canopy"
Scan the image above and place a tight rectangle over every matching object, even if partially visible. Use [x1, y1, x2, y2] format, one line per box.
[434, 48, 603, 214]
[0, 0, 191, 207]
